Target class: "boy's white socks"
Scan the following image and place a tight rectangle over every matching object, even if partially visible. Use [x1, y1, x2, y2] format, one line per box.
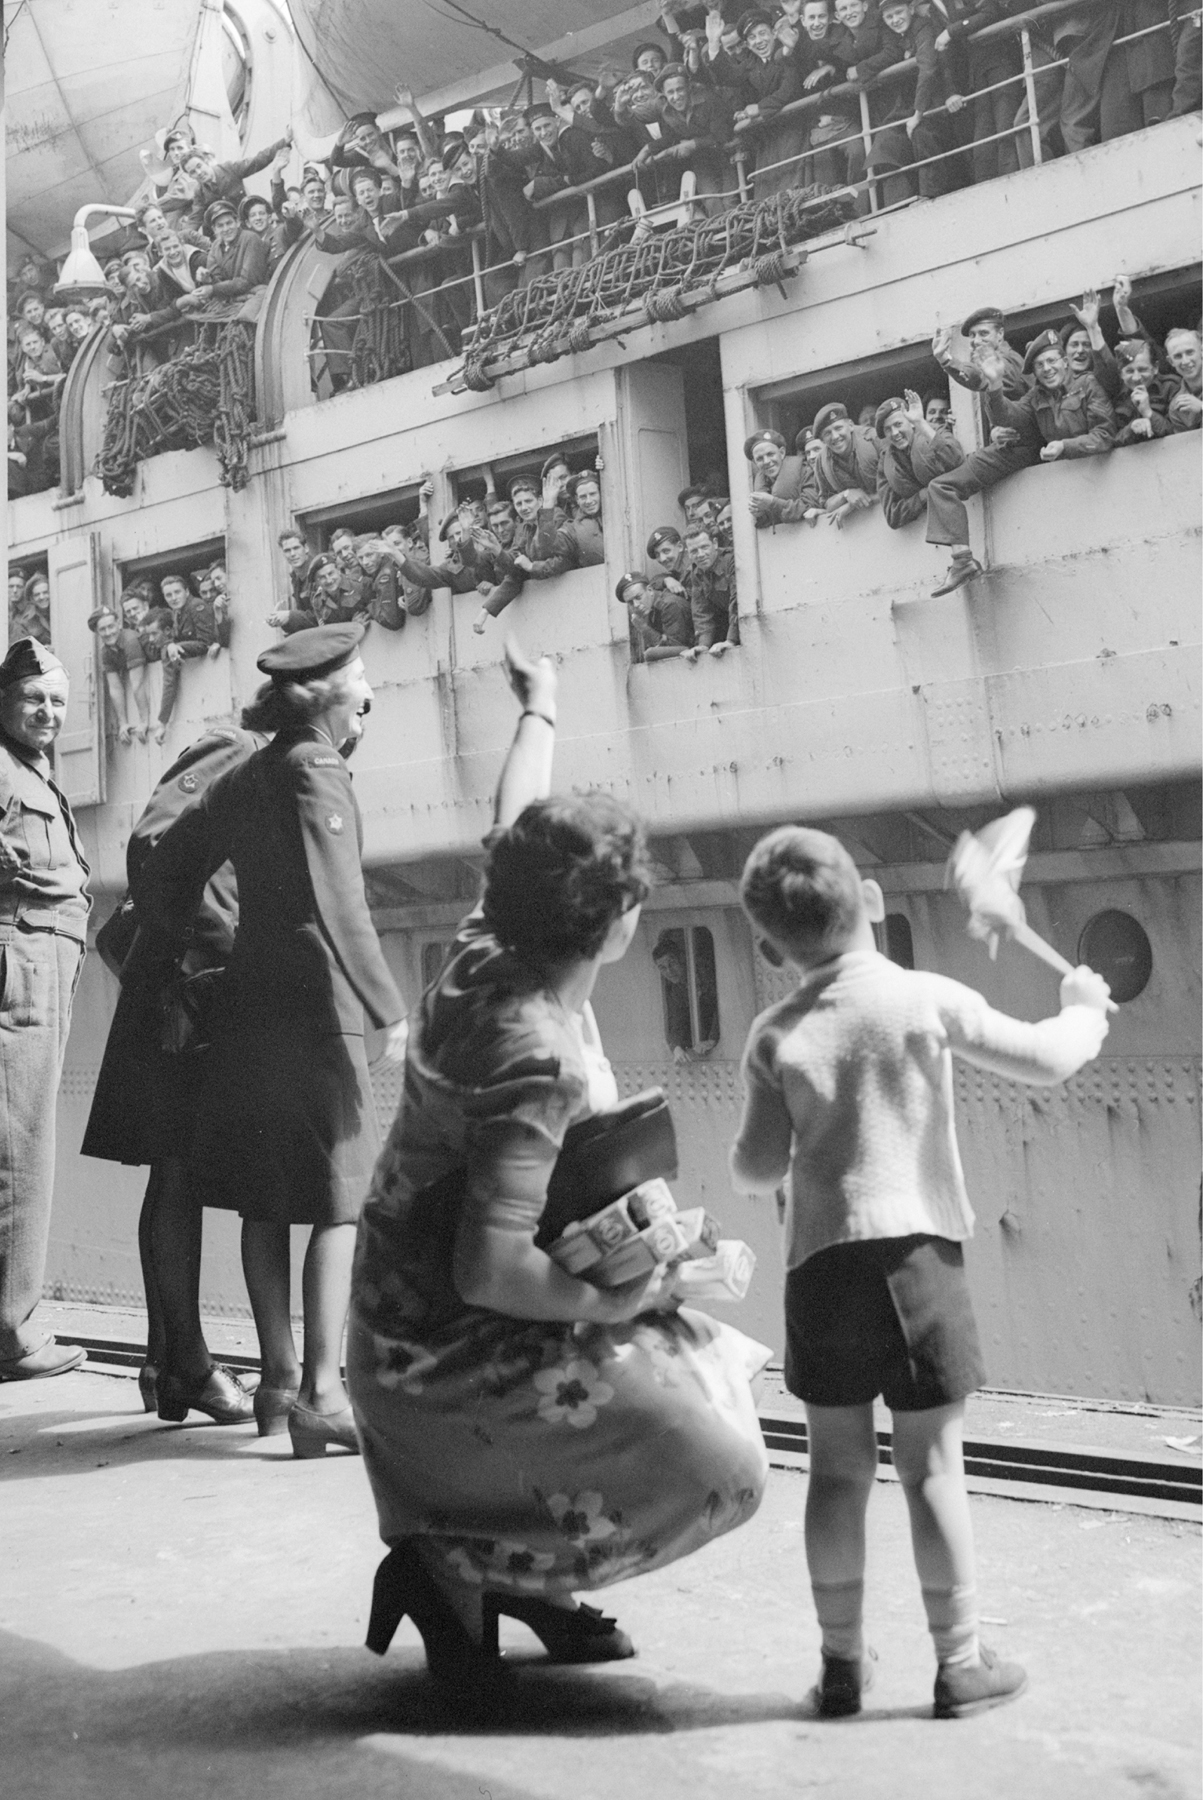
[922, 1582, 981, 1667]
[811, 1578, 865, 1662]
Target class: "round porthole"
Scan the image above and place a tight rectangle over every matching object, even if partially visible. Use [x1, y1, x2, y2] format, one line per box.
[1077, 910, 1152, 1004]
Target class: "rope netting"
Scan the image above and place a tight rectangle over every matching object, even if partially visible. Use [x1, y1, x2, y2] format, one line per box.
[457, 183, 857, 392]
[96, 308, 258, 498]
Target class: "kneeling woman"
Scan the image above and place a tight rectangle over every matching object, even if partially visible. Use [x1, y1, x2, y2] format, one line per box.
[347, 642, 769, 1689]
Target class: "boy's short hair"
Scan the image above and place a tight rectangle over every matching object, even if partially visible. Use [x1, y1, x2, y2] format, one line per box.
[739, 826, 863, 958]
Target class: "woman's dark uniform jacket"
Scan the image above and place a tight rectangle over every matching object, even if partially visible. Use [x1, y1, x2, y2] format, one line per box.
[138, 726, 404, 1225]
[81, 728, 260, 1168]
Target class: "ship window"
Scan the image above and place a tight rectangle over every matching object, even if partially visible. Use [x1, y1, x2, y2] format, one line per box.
[1077, 910, 1152, 1004]
[300, 482, 427, 548]
[451, 435, 600, 511]
[652, 926, 720, 1055]
[116, 539, 228, 618]
[883, 914, 915, 969]
[7, 555, 49, 644]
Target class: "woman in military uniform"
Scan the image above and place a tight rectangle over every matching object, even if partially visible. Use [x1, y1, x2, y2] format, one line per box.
[82, 728, 263, 1428]
[140, 624, 407, 1456]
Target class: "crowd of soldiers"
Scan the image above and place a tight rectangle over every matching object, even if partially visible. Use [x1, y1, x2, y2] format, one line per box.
[745, 276, 1203, 595]
[9, 0, 1197, 446]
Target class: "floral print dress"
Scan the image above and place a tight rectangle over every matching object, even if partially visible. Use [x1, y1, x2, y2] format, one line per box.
[347, 913, 770, 1599]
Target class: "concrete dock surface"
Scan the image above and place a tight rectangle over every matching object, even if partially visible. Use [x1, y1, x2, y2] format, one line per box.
[3, 1363, 1199, 1800]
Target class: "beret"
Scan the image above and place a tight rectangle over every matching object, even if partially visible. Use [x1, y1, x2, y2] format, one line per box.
[873, 396, 908, 436]
[614, 571, 646, 602]
[306, 553, 337, 578]
[348, 163, 383, 185]
[1059, 319, 1089, 349]
[632, 40, 667, 64]
[1115, 336, 1151, 363]
[1023, 328, 1062, 370]
[0, 638, 66, 688]
[257, 622, 365, 682]
[508, 473, 538, 498]
[345, 111, 379, 129]
[523, 102, 555, 123]
[87, 609, 116, 629]
[737, 9, 775, 35]
[203, 200, 237, 232]
[743, 428, 786, 459]
[812, 401, 850, 436]
[878, 0, 911, 10]
[961, 305, 1005, 334]
[540, 451, 571, 479]
[794, 427, 815, 453]
[16, 291, 46, 314]
[655, 62, 687, 89]
[646, 525, 683, 556]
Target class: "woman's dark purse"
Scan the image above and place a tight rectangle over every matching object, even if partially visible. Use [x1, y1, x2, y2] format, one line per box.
[535, 1089, 677, 1249]
[158, 964, 225, 1057]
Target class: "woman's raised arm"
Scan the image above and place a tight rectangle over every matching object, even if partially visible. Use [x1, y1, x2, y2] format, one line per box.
[493, 635, 558, 827]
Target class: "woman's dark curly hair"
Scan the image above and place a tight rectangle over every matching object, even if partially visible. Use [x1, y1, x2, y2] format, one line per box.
[482, 793, 651, 965]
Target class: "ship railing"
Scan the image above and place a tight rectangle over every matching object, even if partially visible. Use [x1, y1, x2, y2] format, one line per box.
[291, 0, 1193, 390]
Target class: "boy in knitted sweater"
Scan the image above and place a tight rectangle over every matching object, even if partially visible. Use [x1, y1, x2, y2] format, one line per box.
[730, 826, 1111, 1720]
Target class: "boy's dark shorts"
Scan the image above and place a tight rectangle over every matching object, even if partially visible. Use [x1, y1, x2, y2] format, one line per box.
[784, 1234, 986, 1412]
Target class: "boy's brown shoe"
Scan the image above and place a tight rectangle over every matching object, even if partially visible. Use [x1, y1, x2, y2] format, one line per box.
[812, 1646, 876, 1718]
[933, 1645, 1027, 1718]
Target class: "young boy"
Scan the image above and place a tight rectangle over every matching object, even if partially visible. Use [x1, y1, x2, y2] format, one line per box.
[730, 827, 1111, 1720]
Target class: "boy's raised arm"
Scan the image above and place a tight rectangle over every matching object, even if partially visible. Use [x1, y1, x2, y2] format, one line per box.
[936, 967, 1110, 1086]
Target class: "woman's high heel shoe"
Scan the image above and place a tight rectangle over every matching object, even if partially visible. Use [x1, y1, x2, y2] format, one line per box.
[254, 1383, 300, 1437]
[480, 1594, 635, 1664]
[287, 1401, 360, 1459]
[156, 1364, 255, 1425]
[137, 1362, 159, 1413]
[366, 1541, 509, 1698]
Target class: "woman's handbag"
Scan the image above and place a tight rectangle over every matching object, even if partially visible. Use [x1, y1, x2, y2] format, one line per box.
[158, 965, 225, 1056]
[536, 1088, 677, 1248]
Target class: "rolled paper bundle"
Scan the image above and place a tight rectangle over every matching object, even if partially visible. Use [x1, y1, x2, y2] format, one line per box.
[583, 1193, 640, 1253]
[589, 1213, 695, 1287]
[673, 1240, 756, 1302]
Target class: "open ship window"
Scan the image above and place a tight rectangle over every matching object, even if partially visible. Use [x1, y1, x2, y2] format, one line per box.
[652, 926, 720, 1057]
[450, 436, 600, 510]
[117, 538, 227, 617]
[300, 483, 427, 553]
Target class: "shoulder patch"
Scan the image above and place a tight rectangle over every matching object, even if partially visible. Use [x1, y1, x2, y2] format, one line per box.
[325, 812, 344, 834]
[178, 773, 199, 793]
[306, 754, 343, 768]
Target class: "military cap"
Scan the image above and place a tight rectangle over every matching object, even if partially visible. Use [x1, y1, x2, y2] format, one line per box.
[437, 509, 464, 542]
[163, 126, 194, 152]
[0, 638, 66, 688]
[348, 163, 383, 187]
[1059, 319, 1089, 350]
[961, 305, 1005, 334]
[632, 40, 667, 66]
[646, 525, 683, 557]
[873, 395, 908, 436]
[16, 291, 46, 317]
[523, 102, 556, 123]
[203, 200, 237, 233]
[239, 193, 270, 224]
[540, 451, 571, 481]
[345, 111, 379, 130]
[615, 571, 647, 603]
[87, 608, 118, 630]
[306, 553, 338, 579]
[257, 622, 365, 683]
[812, 401, 850, 437]
[1023, 328, 1062, 371]
[655, 62, 687, 90]
[793, 427, 814, 453]
[508, 473, 538, 499]
[743, 427, 786, 460]
[736, 9, 774, 37]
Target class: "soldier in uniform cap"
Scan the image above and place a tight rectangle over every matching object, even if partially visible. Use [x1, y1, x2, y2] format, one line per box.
[0, 641, 90, 1380]
[745, 427, 818, 529]
[139, 624, 406, 1457]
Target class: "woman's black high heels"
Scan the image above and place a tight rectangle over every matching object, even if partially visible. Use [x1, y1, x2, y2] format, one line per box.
[366, 1542, 509, 1697]
[481, 1594, 635, 1663]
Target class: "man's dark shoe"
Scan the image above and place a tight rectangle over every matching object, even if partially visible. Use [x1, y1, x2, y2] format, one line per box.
[933, 1645, 1027, 1718]
[0, 1340, 86, 1380]
[811, 1646, 876, 1718]
[931, 555, 982, 597]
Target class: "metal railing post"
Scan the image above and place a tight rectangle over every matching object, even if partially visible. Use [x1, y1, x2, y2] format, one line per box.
[470, 237, 486, 319]
[586, 189, 599, 257]
[734, 147, 751, 201]
[1020, 28, 1044, 166]
[858, 89, 879, 212]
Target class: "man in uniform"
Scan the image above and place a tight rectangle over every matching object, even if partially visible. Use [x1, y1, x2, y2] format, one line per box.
[617, 570, 696, 661]
[684, 521, 739, 655]
[0, 640, 89, 1380]
[745, 428, 817, 529]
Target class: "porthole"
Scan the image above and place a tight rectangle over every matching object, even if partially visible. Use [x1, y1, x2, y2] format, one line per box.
[1077, 910, 1152, 1004]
